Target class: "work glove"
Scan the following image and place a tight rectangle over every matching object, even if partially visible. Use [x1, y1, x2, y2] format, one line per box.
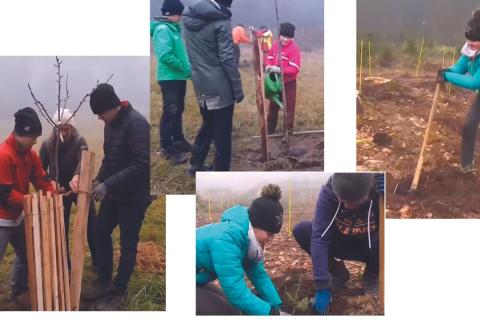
[92, 182, 107, 201]
[314, 289, 331, 315]
[376, 173, 385, 194]
[266, 65, 281, 74]
[436, 68, 447, 83]
[233, 87, 244, 104]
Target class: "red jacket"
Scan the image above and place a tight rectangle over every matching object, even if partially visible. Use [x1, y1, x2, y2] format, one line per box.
[0, 133, 53, 221]
[265, 40, 301, 83]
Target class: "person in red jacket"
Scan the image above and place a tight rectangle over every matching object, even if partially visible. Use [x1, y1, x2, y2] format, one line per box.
[265, 22, 302, 134]
[232, 24, 251, 67]
[0, 107, 55, 306]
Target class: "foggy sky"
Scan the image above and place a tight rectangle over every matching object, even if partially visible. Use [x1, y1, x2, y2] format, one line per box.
[0, 56, 149, 141]
[196, 172, 332, 197]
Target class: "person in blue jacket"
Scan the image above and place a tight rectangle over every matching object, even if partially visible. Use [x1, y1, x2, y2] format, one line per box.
[293, 173, 382, 315]
[196, 184, 284, 315]
[438, 9, 480, 173]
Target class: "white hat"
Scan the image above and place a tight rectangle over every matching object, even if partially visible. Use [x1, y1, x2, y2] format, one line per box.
[51, 108, 75, 127]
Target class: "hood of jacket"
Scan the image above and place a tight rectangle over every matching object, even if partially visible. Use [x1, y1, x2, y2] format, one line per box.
[220, 204, 250, 232]
[150, 17, 180, 36]
[183, 0, 231, 32]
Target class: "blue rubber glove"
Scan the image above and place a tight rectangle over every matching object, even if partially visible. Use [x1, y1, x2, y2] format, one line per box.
[375, 173, 385, 194]
[314, 289, 331, 315]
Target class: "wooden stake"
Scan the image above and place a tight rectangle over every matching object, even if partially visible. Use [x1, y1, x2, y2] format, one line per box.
[288, 182, 292, 238]
[31, 193, 44, 310]
[23, 195, 38, 310]
[58, 195, 71, 311]
[251, 30, 270, 162]
[359, 41, 364, 93]
[442, 45, 446, 68]
[208, 198, 212, 224]
[411, 83, 442, 190]
[70, 150, 95, 311]
[368, 41, 372, 77]
[48, 194, 59, 311]
[39, 193, 53, 310]
[53, 195, 65, 311]
[415, 38, 425, 77]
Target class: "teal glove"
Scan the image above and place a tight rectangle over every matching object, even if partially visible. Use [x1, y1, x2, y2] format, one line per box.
[314, 289, 331, 315]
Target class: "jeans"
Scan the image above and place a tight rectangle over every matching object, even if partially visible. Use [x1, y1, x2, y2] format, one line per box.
[190, 105, 234, 171]
[95, 200, 148, 291]
[0, 223, 28, 297]
[158, 80, 187, 150]
[461, 94, 480, 167]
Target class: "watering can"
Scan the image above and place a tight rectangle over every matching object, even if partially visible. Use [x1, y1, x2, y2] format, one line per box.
[264, 71, 284, 109]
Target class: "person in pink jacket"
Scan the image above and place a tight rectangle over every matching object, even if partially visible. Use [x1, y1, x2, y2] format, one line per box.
[265, 22, 301, 134]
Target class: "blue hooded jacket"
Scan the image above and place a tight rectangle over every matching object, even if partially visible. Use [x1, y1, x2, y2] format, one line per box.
[196, 205, 282, 315]
[311, 178, 380, 289]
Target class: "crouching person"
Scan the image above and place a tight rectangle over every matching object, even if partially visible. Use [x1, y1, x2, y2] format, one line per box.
[196, 185, 284, 315]
[293, 173, 381, 315]
[0, 108, 55, 307]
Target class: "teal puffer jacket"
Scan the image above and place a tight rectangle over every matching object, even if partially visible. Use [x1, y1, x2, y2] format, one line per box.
[445, 54, 480, 90]
[196, 205, 282, 315]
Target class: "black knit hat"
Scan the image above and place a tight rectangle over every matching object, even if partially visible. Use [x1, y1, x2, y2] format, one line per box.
[332, 173, 375, 202]
[466, 9, 480, 41]
[280, 22, 295, 38]
[161, 0, 184, 16]
[90, 83, 121, 115]
[216, 0, 233, 8]
[248, 184, 283, 234]
[14, 107, 42, 137]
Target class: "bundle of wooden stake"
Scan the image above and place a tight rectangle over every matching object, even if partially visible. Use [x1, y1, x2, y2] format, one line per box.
[22, 150, 95, 311]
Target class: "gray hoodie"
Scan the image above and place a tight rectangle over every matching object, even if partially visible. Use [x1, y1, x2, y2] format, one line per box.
[183, 0, 244, 110]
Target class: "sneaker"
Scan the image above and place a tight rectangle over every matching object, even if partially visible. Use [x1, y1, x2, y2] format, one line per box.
[173, 139, 192, 153]
[328, 259, 350, 289]
[462, 162, 476, 174]
[362, 270, 379, 295]
[89, 286, 127, 311]
[159, 147, 188, 165]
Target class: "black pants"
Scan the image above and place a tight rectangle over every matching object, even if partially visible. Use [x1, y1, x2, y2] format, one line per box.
[158, 80, 187, 150]
[63, 194, 97, 270]
[190, 105, 234, 171]
[233, 44, 241, 67]
[293, 220, 379, 275]
[196, 282, 242, 315]
[95, 200, 148, 291]
[462, 94, 480, 167]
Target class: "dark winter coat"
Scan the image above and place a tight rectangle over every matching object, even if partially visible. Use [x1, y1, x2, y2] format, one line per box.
[183, 0, 243, 110]
[39, 128, 88, 191]
[311, 177, 380, 289]
[96, 102, 150, 204]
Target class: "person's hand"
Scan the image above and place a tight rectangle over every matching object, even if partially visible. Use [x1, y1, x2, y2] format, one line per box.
[50, 180, 57, 192]
[437, 68, 447, 83]
[314, 289, 331, 315]
[266, 65, 281, 74]
[92, 183, 107, 201]
[376, 173, 385, 194]
[69, 175, 80, 193]
[234, 89, 244, 103]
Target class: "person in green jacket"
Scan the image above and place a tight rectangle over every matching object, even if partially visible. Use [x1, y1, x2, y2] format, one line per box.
[196, 184, 285, 315]
[151, 0, 192, 164]
[438, 9, 480, 173]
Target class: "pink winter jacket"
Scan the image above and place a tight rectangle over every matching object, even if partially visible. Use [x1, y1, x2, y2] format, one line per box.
[265, 40, 301, 83]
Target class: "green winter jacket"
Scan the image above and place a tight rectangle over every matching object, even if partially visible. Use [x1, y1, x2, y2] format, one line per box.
[196, 205, 282, 315]
[445, 54, 480, 90]
[150, 17, 191, 81]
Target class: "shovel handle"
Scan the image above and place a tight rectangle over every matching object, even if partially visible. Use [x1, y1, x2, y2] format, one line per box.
[411, 83, 442, 190]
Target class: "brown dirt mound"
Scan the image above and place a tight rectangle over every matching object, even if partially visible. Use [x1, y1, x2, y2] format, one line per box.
[114, 241, 165, 273]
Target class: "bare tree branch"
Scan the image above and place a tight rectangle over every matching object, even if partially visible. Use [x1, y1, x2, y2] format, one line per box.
[55, 56, 63, 125]
[61, 73, 70, 119]
[27, 83, 56, 128]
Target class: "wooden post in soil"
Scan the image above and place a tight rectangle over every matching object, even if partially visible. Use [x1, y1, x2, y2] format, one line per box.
[39, 193, 53, 310]
[251, 30, 270, 162]
[358, 41, 364, 93]
[70, 150, 95, 311]
[208, 198, 212, 224]
[58, 194, 71, 311]
[288, 182, 292, 238]
[31, 193, 44, 310]
[23, 195, 38, 310]
[368, 41, 372, 77]
[379, 188, 385, 313]
[415, 38, 425, 77]
[47, 193, 60, 310]
[53, 195, 65, 310]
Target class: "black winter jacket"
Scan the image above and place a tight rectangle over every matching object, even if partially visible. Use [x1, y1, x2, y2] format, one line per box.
[96, 102, 150, 204]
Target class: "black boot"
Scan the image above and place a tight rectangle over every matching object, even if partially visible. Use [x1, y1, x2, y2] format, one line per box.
[362, 270, 379, 295]
[173, 139, 192, 153]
